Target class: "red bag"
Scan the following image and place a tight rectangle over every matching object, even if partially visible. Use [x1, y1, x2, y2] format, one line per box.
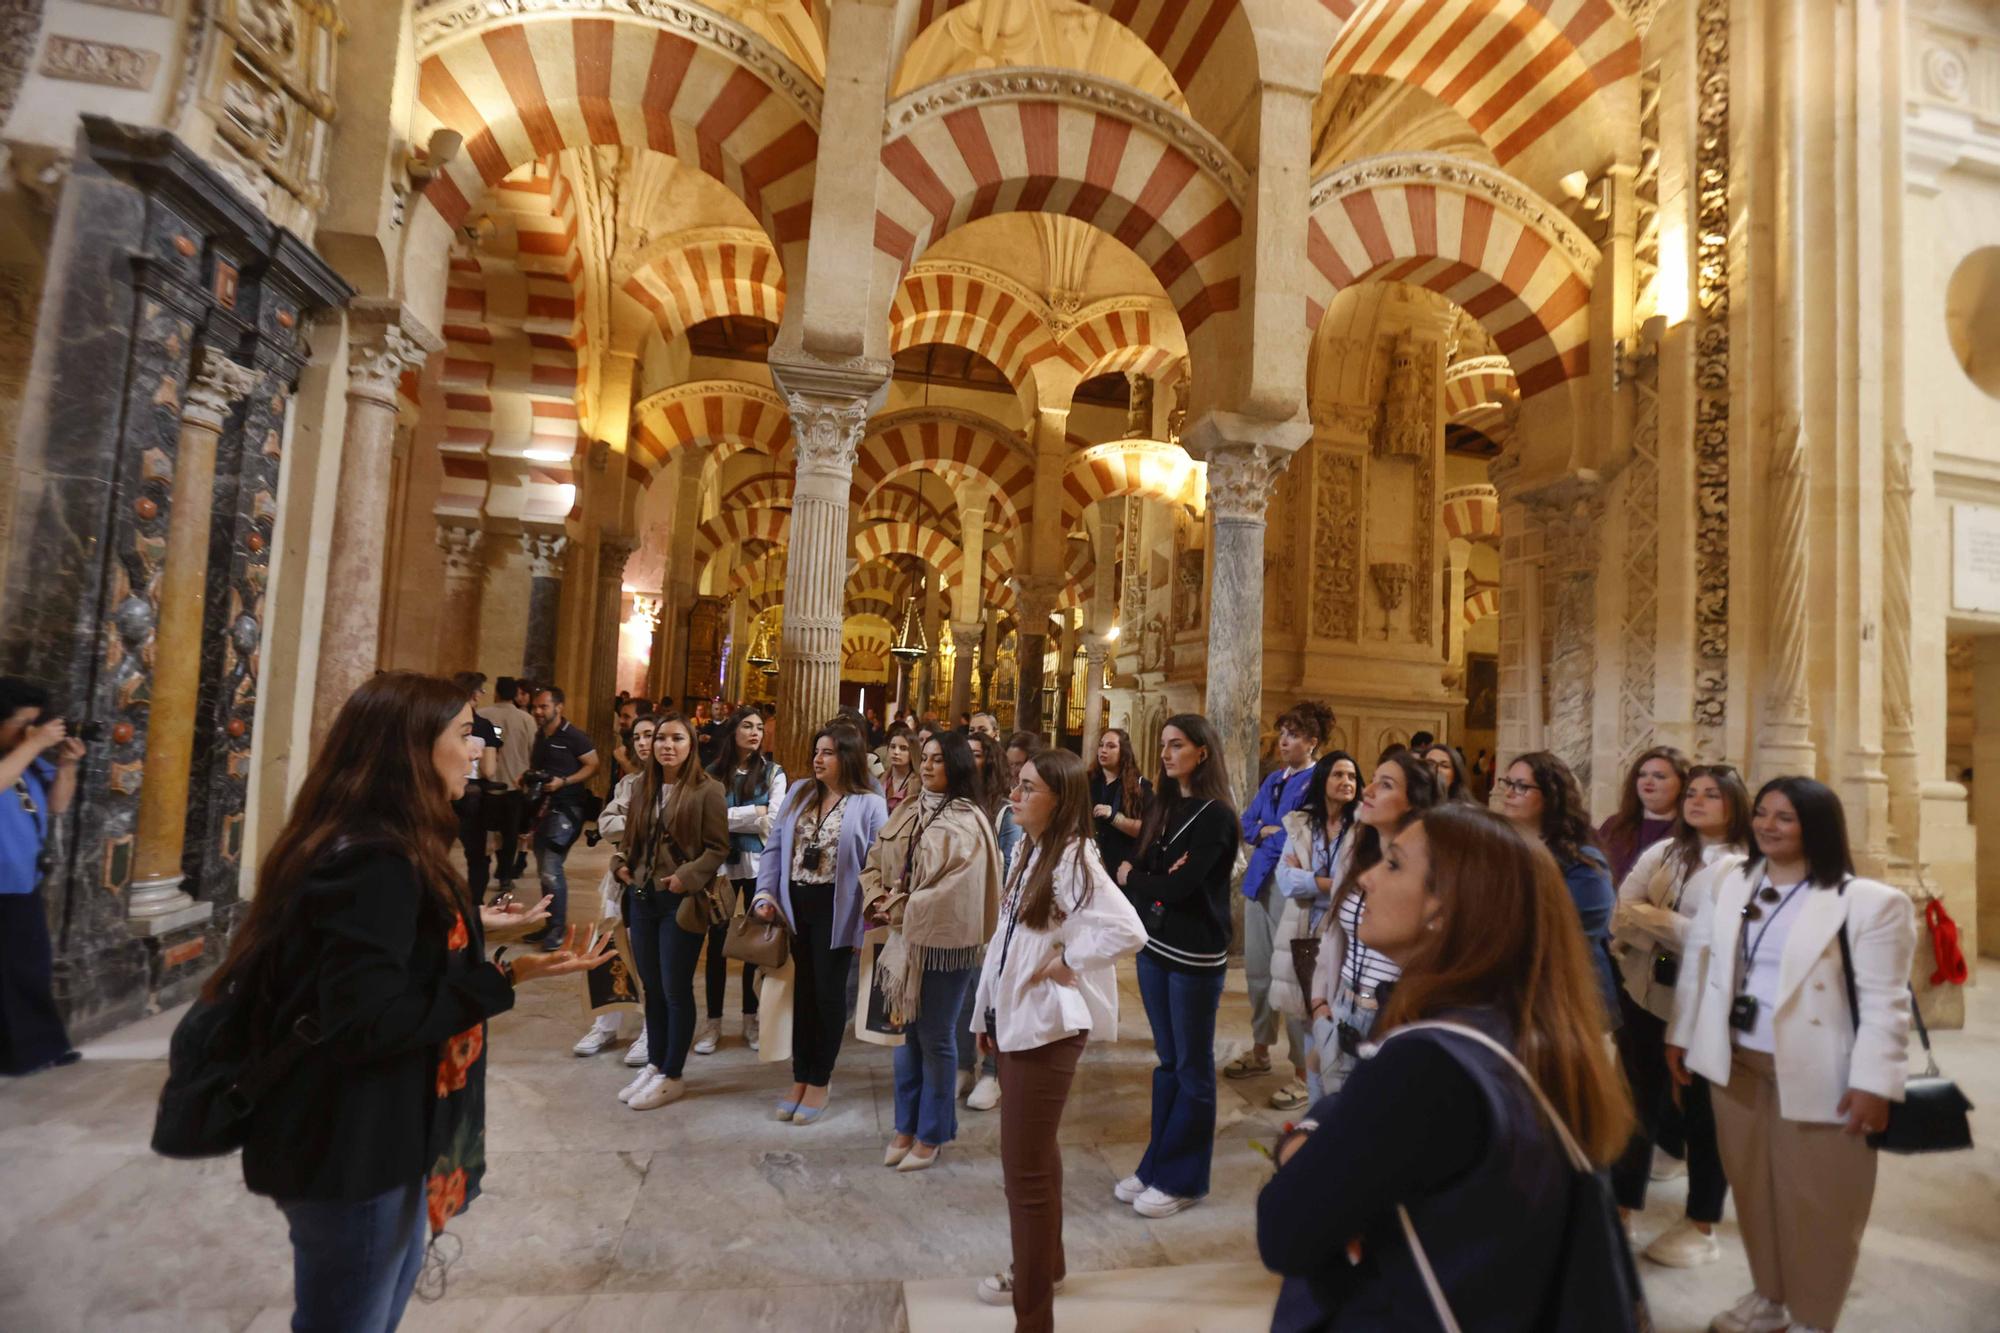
[1925, 898, 1968, 987]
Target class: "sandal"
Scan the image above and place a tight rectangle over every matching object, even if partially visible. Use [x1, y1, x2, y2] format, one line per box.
[1223, 1051, 1272, 1079]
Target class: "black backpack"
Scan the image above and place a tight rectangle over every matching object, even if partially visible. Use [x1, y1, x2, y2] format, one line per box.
[151, 978, 321, 1159]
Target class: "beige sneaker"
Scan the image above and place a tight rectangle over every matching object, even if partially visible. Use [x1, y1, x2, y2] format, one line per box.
[693, 1019, 721, 1055]
[629, 1075, 685, 1110]
[1644, 1218, 1720, 1268]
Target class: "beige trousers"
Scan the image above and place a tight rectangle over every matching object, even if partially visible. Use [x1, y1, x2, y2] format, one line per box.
[1710, 1048, 1878, 1329]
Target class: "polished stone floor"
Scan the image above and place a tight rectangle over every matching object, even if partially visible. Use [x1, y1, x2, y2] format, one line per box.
[3, 839, 1997, 1331]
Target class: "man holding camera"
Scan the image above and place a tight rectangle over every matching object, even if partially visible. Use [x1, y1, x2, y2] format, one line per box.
[0, 678, 84, 1075]
[527, 686, 598, 951]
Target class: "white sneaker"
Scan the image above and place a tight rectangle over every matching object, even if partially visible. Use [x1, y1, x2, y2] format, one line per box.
[745, 1016, 760, 1051]
[1651, 1146, 1689, 1180]
[1644, 1218, 1721, 1268]
[1132, 1185, 1201, 1218]
[573, 1025, 616, 1057]
[1112, 1173, 1146, 1204]
[976, 1268, 1066, 1306]
[618, 1065, 660, 1103]
[1708, 1290, 1789, 1333]
[629, 1075, 685, 1110]
[966, 1074, 1001, 1111]
[693, 1018, 720, 1055]
[623, 1031, 650, 1068]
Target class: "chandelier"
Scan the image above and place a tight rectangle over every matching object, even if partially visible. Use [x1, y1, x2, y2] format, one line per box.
[890, 594, 929, 663]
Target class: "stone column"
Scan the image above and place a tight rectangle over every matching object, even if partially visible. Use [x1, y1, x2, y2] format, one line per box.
[948, 620, 981, 723]
[1445, 538, 1471, 673]
[128, 349, 259, 927]
[586, 535, 635, 767]
[1081, 633, 1111, 759]
[771, 361, 887, 775]
[434, 521, 486, 674]
[1753, 421, 1815, 779]
[522, 530, 569, 686]
[948, 483, 990, 722]
[1196, 441, 1284, 810]
[312, 301, 441, 739]
[1011, 575, 1063, 737]
[1051, 615, 1073, 747]
[916, 567, 940, 713]
[1525, 475, 1603, 790]
[978, 615, 999, 709]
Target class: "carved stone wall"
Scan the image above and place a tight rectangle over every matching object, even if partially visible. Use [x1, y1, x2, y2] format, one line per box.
[1311, 444, 1362, 641]
[1693, 0, 1732, 753]
[1621, 66, 1663, 767]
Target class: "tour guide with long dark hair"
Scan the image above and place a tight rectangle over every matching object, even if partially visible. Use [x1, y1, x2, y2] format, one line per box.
[1259, 804, 1635, 1332]
[209, 673, 609, 1331]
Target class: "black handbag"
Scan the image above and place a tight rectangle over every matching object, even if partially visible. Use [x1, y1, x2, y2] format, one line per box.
[152, 983, 322, 1159]
[1835, 895, 1975, 1154]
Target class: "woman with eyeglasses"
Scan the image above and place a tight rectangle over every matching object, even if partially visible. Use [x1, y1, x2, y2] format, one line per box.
[1608, 763, 1750, 1268]
[1666, 777, 1915, 1333]
[1419, 743, 1473, 804]
[752, 724, 888, 1125]
[1305, 750, 1442, 1099]
[1498, 751, 1619, 1029]
[1599, 746, 1692, 884]
[1265, 751, 1362, 1110]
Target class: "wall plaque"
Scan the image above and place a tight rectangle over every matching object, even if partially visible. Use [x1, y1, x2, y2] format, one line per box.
[1953, 502, 2000, 614]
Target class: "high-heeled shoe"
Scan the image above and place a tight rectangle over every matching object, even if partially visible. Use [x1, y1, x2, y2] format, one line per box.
[883, 1139, 913, 1167]
[896, 1144, 941, 1172]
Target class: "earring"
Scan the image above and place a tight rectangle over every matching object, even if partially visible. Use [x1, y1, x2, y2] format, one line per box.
[1425, 919, 1439, 932]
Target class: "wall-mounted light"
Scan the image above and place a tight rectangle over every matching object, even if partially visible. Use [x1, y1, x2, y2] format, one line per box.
[525, 447, 573, 463]
[405, 129, 462, 191]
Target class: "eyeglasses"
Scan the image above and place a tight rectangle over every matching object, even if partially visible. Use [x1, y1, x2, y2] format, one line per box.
[1496, 778, 1539, 796]
[1739, 884, 1784, 921]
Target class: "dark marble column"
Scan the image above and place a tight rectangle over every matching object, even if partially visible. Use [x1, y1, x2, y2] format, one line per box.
[1011, 576, 1062, 737]
[0, 118, 349, 1037]
[523, 531, 568, 686]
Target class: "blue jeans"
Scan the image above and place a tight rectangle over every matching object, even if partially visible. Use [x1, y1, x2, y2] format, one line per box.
[628, 889, 705, 1078]
[276, 1180, 427, 1332]
[893, 965, 976, 1145]
[533, 805, 580, 942]
[1134, 951, 1224, 1199]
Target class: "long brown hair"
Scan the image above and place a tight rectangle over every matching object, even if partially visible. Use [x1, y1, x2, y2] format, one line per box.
[1097, 726, 1142, 814]
[1508, 750, 1599, 868]
[1668, 763, 1752, 883]
[627, 711, 713, 857]
[1135, 712, 1234, 859]
[1378, 804, 1634, 1165]
[206, 672, 469, 1001]
[1334, 748, 1442, 906]
[1007, 747, 1097, 930]
[786, 721, 877, 815]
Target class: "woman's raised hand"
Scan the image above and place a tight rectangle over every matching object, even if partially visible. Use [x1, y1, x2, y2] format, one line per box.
[480, 895, 552, 936]
[509, 924, 616, 982]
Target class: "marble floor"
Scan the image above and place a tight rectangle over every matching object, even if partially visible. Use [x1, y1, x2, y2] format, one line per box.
[3, 839, 1997, 1331]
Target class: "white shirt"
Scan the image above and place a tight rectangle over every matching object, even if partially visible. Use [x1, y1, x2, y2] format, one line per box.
[1734, 877, 1810, 1053]
[970, 840, 1147, 1053]
[724, 767, 788, 881]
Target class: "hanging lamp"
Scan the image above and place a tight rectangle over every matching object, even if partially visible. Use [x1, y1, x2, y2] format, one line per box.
[891, 594, 929, 663]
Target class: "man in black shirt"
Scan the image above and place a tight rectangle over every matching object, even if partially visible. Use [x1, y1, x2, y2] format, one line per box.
[450, 672, 502, 902]
[528, 686, 598, 949]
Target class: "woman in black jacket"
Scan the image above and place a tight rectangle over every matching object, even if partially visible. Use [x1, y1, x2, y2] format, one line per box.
[208, 673, 609, 1332]
[1112, 712, 1238, 1219]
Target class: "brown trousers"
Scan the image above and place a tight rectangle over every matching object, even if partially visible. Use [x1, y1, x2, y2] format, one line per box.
[1710, 1048, 1879, 1329]
[996, 1035, 1087, 1333]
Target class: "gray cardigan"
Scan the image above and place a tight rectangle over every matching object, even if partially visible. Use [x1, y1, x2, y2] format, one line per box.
[752, 787, 889, 951]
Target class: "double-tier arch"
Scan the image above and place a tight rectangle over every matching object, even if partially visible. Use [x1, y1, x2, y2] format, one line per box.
[851, 408, 1036, 534]
[623, 228, 787, 346]
[632, 380, 794, 477]
[1059, 438, 1206, 530]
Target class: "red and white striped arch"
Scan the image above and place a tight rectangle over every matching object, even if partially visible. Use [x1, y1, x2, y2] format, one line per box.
[1059, 440, 1205, 529]
[845, 560, 911, 609]
[631, 380, 793, 476]
[415, 16, 820, 270]
[1440, 484, 1501, 543]
[842, 616, 895, 683]
[1443, 354, 1519, 417]
[1305, 154, 1599, 398]
[1060, 300, 1187, 383]
[890, 267, 1068, 399]
[1321, 1, 1639, 171]
[694, 506, 791, 576]
[1463, 585, 1500, 626]
[850, 410, 1034, 533]
[719, 473, 795, 512]
[623, 230, 786, 345]
[875, 73, 1245, 334]
[850, 521, 965, 584]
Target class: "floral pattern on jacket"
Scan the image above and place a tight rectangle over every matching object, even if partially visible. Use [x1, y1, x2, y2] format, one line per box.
[426, 911, 491, 1233]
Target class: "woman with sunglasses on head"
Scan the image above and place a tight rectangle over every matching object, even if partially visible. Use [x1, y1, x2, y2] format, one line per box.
[1420, 742, 1474, 804]
[1666, 777, 1915, 1333]
[573, 713, 659, 1061]
[1600, 746, 1692, 884]
[1305, 750, 1442, 1100]
[1499, 751, 1620, 1029]
[1112, 713, 1239, 1219]
[1258, 805, 1633, 1333]
[703, 708, 786, 1054]
[611, 711, 730, 1110]
[861, 732, 1002, 1172]
[1265, 750, 1362, 1111]
[1608, 763, 1751, 1268]
[752, 724, 888, 1125]
[970, 746, 1147, 1329]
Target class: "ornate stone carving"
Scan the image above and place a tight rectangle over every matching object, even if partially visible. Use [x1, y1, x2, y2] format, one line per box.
[1693, 0, 1731, 750]
[39, 34, 159, 89]
[1311, 446, 1362, 641]
[0, 0, 41, 127]
[1528, 476, 1604, 788]
[183, 349, 259, 431]
[783, 390, 873, 477]
[1310, 152, 1601, 277]
[1620, 66, 1663, 768]
[1203, 444, 1284, 524]
[346, 304, 442, 406]
[1311, 400, 1378, 437]
[1762, 418, 1812, 734]
[1369, 562, 1413, 638]
[436, 522, 485, 580]
[1923, 45, 1969, 102]
[524, 531, 569, 580]
[413, 0, 823, 129]
[885, 69, 1247, 203]
[1374, 333, 1433, 459]
[597, 534, 637, 587]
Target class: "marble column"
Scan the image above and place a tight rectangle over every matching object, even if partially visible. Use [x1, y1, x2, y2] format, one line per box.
[1011, 575, 1063, 737]
[1198, 442, 1282, 810]
[948, 620, 981, 724]
[435, 521, 486, 674]
[948, 484, 989, 722]
[522, 530, 569, 686]
[978, 615, 999, 710]
[586, 535, 635, 766]
[1081, 634, 1111, 761]
[916, 567, 939, 714]
[1051, 616, 1073, 747]
[1753, 421, 1815, 779]
[311, 301, 440, 740]
[771, 361, 887, 775]
[128, 349, 259, 927]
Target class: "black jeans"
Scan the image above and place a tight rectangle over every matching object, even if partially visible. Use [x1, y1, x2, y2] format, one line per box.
[628, 888, 706, 1079]
[0, 890, 74, 1075]
[1612, 989, 1728, 1222]
[453, 788, 488, 901]
[703, 879, 760, 1020]
[488, 790, 527, 883]
[789, 882, 850, 1087]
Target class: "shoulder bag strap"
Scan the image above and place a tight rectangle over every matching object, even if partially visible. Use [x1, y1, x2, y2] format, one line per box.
[1834, 884, 1937, 1076]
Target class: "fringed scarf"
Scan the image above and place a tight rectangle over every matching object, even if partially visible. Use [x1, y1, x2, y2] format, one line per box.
[873, 792, 1003, 1024]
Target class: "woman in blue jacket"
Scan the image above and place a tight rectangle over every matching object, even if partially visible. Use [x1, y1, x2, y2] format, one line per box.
[1499, 750, 1620, 1029]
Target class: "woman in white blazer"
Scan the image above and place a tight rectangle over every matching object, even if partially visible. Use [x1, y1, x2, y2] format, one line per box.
[970, 747, 1146, 1331]
[1666, 776, 1916, 1333]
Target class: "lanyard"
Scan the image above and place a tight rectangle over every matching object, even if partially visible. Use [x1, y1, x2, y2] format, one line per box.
[1737, 878, 1807, 989]
[1317, 822, 1347, 881]
[994, 848, 1033, 979]
[898, 797, 957, 892]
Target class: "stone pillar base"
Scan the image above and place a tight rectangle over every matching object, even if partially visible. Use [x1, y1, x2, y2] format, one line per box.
[125, 874, 212, 933]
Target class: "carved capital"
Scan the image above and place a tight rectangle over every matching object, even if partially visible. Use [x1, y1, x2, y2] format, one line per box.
[524, 531, 569, 580]
[183, 348, 259, 431]
[346, 301, 442, 407]
[1522, 472, 1603, 573]
[597, 535, 637, 586]
[1011, 574, 1065, 628]
[783, 391, 872, 477]
[436, 522, 485, 580]
[949, 621, 984, 654]
[1203, 444, 1285, 523]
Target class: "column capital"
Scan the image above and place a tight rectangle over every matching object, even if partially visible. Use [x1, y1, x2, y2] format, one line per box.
[435, 520, 485, 579]
[346, 299, 442, 406]
[1519, 471, 1604, 573]
[1082, 633, 1113, 664]
[1200, 442, 1289, 524]
[770, 356, 890, 479]
[524, 530, 569, 579]
[597, 532, 638, 584]
[1010, 573, 1065, 628]
[183, 347, 259, 431]
[949, 620, 984, 652]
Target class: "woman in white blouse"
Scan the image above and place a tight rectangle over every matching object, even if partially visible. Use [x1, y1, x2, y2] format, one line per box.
[1667, 776, 1916, 1333]
[970, 747, 1146, 1331]
[1608, 763, 1750, 1268]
